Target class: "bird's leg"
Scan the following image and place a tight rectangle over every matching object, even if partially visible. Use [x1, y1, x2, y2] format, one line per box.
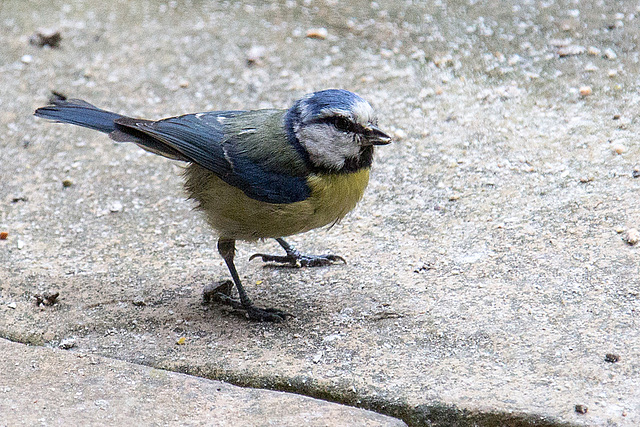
[213, 238, 290, 322]
[250, 237, 346, 267]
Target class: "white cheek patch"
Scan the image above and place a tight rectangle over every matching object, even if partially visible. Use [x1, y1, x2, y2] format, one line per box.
[298, 123, 361, 170]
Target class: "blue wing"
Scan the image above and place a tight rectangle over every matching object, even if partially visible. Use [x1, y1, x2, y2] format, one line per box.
[114, 111, 311, 204]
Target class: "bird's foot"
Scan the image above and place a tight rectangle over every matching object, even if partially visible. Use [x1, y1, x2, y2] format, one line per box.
[245, 305, 290, 322]
[203, 281, 290, 322]
[218, 293, 290, 322]
[249, 252, 346, 268]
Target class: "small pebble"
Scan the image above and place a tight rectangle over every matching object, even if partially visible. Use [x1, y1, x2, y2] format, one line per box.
[11, 195, 28, 203]
[433, 54, 454, 67]
[632, 168, 640, 178]
[558, 45, 585, 57]
[34, 291, 60, 306]
[59, 338, 76, 349]
[306, 27, 328, 39]
[393, 128, 407, 140]
[203, 280, 233, 303]
[604, 353, 620, 363]
[611, 143, 627, 154]
[579, 86, 592, 96]
[623, 228, 639, 246]
[607, 69, 618, 77]
[575, 404, 588, 414]
[109, 201, 123, 212]
[246, 45, 266, 65]
[603, 48, 617, 60]
[7, 302, 17, 309]
[29, 28, 62, 48]
[549, 38, 571, 47]
[132, 298, 146, 307]
[0, 231, 8, 240]
[176, 337, 187, 345]
[62, 178, 73, 188]
[587, 46, 601, 56]
[178, 79, 189, 88]
[21, 54, 33, 64]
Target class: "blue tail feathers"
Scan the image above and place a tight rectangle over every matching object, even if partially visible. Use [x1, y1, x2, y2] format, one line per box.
[34, 98, 124, 134]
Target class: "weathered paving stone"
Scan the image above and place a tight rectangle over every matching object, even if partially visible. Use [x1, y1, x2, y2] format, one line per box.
[0, 339, 406, 426]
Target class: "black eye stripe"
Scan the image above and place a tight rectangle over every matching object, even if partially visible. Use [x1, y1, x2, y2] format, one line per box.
[310, 116, 367, 134]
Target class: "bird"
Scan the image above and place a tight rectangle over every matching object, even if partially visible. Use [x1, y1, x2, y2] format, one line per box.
[35, 89, 391, 322]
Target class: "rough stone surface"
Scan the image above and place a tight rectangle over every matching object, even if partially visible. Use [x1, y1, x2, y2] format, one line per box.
[0, 338, 405, 426]
[1, 0, 639, 426]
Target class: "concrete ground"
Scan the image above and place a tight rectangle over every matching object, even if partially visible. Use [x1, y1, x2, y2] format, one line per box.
[0, 338, 404, 426]
[1, 0, 639, 425]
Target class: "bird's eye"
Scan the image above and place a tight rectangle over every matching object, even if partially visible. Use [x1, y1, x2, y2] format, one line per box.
[333, 117, 351, 132]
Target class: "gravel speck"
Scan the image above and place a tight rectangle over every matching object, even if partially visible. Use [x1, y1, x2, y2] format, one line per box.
[611, 142, 627, 154]
[59, 338, 76, 349]
[579, 86, 592, 96]
[574, 404, 588, 414]
[603, 48, 617, 60]
[306, 28, 328, 40]
[29, 28, 62, 48]
[109, 201, 123, 213]
[604, 353, 620, 363]
[558, 45, 585, 57]
[623, 228, 639, 246]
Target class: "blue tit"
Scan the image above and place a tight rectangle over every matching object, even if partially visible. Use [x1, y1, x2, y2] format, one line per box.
[35, 89, 391, 322]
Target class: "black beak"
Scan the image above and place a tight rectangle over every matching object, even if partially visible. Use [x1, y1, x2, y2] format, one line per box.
[365, 125, 392, 145]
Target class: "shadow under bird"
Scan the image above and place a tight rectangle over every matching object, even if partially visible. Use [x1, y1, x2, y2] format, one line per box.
[35, 89, 391, 322]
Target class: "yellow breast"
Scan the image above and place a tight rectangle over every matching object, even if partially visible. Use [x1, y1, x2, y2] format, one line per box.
[305, 169, 371, 229]
[184, 164, 370, 241]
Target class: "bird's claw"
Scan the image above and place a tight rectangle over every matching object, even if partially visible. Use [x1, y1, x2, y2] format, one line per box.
[249, 252, 346, 267]
[211, 291, 290, 322]
[245, 306, 290, 322]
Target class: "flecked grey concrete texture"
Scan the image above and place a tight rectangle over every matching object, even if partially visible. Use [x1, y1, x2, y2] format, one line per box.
[0, 338, 405, 426]
[1, 0, 639, 426]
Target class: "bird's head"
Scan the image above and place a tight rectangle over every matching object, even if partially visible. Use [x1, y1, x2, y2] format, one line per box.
[285, 89, 391, 173]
